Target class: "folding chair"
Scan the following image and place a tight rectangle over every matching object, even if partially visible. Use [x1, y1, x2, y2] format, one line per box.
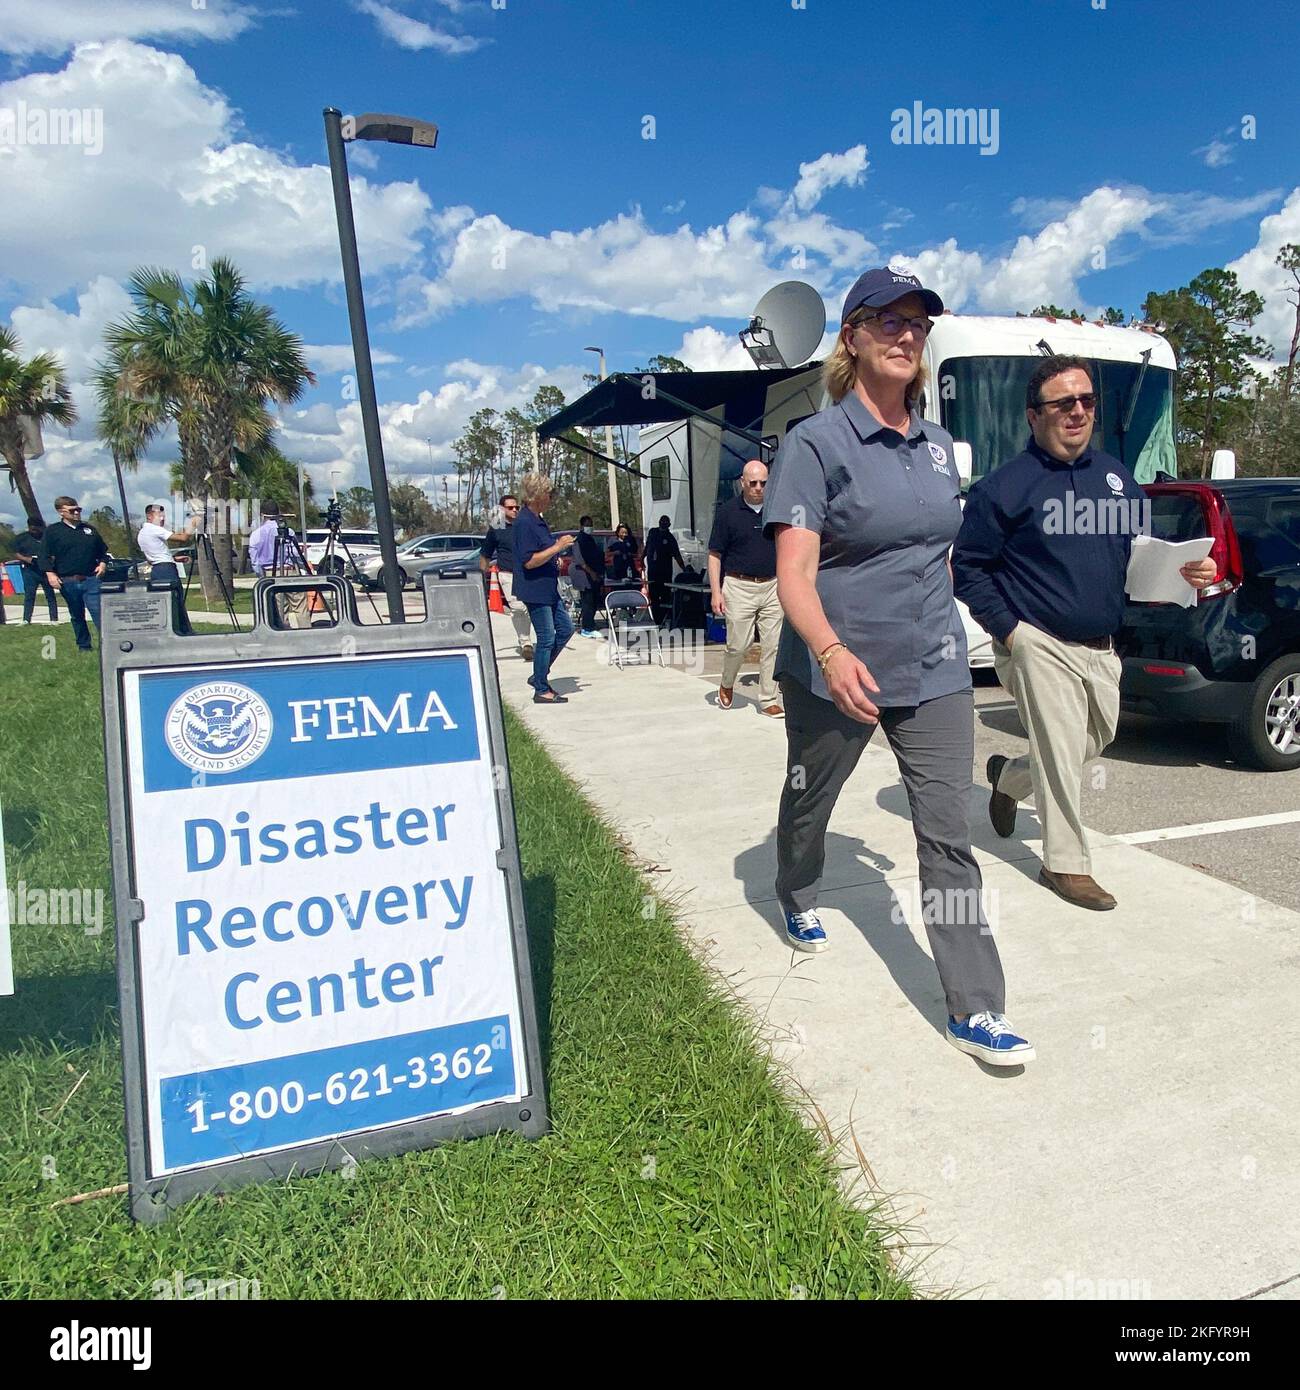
[603, 589, 663, 669]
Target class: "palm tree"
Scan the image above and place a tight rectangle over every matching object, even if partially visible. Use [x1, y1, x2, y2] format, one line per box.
[0, 326, 78, 525]
[93, 361, 165, 556]
[99, 258, 315, 593]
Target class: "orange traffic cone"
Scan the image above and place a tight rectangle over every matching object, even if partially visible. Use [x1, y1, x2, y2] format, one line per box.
[487, 563, 506, 614]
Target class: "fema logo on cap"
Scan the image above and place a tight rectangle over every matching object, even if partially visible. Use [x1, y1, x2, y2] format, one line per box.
[1106, 472, 1125, 494]
[165, 680, 273, 774]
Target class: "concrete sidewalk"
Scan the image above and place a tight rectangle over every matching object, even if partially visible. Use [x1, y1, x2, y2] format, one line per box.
[494, 615, 1300, 1300]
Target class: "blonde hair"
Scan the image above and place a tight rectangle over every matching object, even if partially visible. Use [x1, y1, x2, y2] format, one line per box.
[518, 471, 552, 509]
[823, 310, 928, 411]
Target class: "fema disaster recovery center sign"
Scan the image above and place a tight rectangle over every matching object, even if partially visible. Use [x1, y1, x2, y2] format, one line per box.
[115, 642, 540, 1200]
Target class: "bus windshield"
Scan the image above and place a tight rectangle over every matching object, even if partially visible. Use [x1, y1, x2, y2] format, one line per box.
[939, 357, 1176, 484]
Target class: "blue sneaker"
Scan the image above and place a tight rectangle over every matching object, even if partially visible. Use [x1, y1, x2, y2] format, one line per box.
[946, 1012, 1036, 1066]
[784, 910, 827, 953]
[579, 629, 598, 638]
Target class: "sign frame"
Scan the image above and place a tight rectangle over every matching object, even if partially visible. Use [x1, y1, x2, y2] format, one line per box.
[100, 574, 548, 1223]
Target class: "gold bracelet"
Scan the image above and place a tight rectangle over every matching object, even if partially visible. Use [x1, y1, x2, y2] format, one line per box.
[816, 642, 847, 674]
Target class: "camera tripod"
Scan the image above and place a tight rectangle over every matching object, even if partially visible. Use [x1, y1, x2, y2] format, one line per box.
[181, 523, 241, 631]
[313, 499, 383, 624]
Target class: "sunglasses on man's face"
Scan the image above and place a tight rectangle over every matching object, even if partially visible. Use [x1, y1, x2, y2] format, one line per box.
[1035, 393, 1097, 415]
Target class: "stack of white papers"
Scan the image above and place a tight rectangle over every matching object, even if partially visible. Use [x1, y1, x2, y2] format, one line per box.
[1125, 535, 1214, 607]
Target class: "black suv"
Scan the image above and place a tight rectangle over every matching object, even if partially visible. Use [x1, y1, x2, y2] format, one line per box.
[1118, 478, 1300, 770]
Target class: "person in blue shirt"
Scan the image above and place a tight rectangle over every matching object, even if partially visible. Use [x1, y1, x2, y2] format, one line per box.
[513, 471, 576, 704]
[952, 356, 1215, 911]
[764, 266, 1032, 1068]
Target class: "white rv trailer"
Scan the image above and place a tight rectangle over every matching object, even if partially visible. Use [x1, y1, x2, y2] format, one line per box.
[539, 311, 1180, 665]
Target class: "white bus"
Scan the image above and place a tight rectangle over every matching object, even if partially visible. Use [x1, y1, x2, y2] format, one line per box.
[541, 310, 1181, 665]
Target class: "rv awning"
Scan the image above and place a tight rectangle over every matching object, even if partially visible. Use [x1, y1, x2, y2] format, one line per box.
[537, 366, 816, 439]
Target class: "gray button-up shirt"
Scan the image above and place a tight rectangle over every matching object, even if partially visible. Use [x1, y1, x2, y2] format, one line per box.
[762, 393, 970, 707]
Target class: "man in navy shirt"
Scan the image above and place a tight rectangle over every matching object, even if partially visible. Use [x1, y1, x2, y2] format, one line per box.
[513, 473, 576, 703]
[953, 356, 1214, 910]
[708, 459, 784, 715]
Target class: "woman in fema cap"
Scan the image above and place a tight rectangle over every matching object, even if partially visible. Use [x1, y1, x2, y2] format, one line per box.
[762, 267, 1034, 1067]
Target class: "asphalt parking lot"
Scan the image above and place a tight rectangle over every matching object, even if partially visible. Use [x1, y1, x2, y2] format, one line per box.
[694, 642, 1300, 917]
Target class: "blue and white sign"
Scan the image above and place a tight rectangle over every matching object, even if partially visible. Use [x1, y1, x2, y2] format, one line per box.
[120, 649, 528, 1176]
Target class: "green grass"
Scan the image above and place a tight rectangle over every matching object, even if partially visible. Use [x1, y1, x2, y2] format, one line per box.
[0, 624, 908, 1299]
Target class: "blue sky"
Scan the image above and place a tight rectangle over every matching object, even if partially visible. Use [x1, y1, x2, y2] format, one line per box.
[1, 0, 1297, 523]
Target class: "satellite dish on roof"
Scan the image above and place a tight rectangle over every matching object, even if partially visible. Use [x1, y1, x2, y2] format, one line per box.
[740, 281, 826, 369]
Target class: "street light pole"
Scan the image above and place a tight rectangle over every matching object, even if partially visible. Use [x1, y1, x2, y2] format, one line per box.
[585, 346, 619, 529]
[323, 106, 407, 622]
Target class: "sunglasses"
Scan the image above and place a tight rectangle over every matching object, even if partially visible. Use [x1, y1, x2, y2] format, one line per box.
[855, 312, 933, 339]
[1035, 393, 1097, 414]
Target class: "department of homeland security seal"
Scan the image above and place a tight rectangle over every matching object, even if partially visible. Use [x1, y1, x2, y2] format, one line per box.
[1106, 471, 1125, 493]
[165, 681, 273, 774]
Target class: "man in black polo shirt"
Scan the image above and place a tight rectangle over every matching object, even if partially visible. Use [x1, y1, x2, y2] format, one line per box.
[38, 495, 109, 652]
[571, 514, 607, 637]
[480, 493, 533, 659]
[708, 459, 784, 715]
[643, 514, 685, 625]
[953, 357, 1215, 910]
[12, 517, 60, 624]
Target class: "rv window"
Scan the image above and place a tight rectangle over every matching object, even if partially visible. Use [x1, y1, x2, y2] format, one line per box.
[939, 356, 1176, 483]
[650, 454, 671, 501]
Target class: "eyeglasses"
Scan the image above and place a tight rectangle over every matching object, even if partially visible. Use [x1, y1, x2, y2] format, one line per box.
[1035, 393, 1097, 414]
[502, 503, 519, 510]
[60, 505, 82, 512]
[855, 312, 933, 339]
[744, 478, 767, 487]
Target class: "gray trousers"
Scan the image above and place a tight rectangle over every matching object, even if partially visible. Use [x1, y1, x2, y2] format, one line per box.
[775, 678, 1005, 1018]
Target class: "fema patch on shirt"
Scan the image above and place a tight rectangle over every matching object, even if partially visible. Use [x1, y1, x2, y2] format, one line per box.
[928, 442, 950, 474]
[1106, 471, 1125, 494]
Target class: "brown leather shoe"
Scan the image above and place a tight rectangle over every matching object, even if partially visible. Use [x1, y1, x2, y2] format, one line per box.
[717, 685, 734, 709]
[1038, 868, 1117, 911]
[760, 704, 785, 718]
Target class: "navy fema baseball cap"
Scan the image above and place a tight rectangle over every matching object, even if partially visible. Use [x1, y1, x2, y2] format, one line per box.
[841, 267, 944, 323]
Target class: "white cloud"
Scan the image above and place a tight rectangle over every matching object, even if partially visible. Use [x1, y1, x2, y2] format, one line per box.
[351, 1, 485, 54]
[1, 0, 258, 58]
[305, 344, 401, 374]
[402, 207, 783, 325]
[790, 146, 868, 212]
[0, 41, 431, 300]
[764, 211, 876, 271]
[1195, 138, 1234, 169]
[662, 199, 686, 215]
[1226, 186, 1300, 359]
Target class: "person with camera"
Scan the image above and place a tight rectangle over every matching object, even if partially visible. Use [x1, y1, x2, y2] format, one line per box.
[138, 502, 195, 635]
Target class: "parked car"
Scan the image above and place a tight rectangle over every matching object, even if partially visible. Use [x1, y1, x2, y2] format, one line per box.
[1118, 478, 1300, 770]
[357, 534, 479, 590]
[418, 547, 481, 580]
[302, 527, 382, 578]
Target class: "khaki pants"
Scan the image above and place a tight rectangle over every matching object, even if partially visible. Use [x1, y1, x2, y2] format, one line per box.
[720, 576, 782, 706]
[992, 622, 1121, 874]
[499, 570, 533, 652]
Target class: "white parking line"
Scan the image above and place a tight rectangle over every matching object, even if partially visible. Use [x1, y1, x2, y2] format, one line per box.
[1111, 809, 1300, 845]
